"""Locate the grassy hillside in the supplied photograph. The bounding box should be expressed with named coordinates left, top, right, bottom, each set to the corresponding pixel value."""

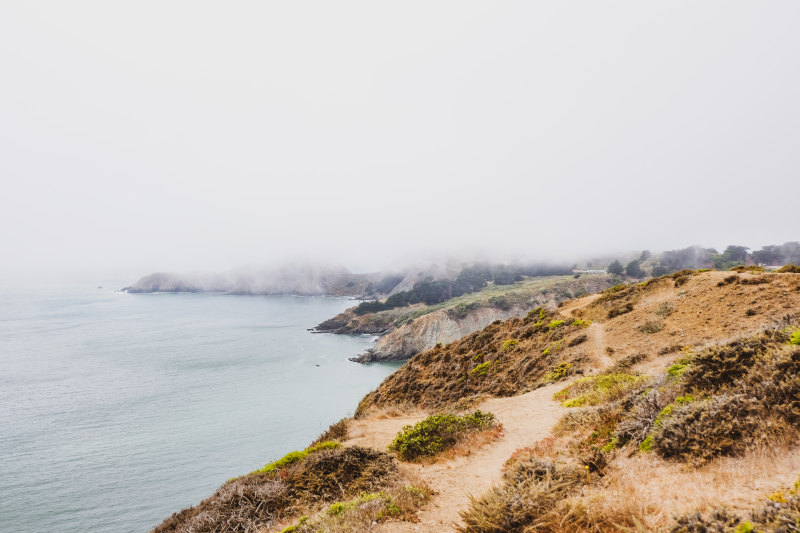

left=315, top=274, right=613, bottom=335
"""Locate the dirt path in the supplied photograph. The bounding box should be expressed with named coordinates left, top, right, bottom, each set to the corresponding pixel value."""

left=345, top=384, right=566, bottom=532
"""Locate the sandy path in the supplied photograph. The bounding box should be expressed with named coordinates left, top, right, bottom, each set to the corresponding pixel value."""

left=345, top=384, right=566, bottom=532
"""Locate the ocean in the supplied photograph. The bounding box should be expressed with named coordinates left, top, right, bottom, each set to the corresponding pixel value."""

left=0, top=286, right=400, bottom=533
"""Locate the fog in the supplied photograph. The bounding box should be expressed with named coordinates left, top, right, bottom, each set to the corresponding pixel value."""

left=2, top=2, right=799, bottom=284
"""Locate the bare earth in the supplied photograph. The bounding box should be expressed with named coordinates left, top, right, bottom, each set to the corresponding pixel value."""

left=345, top=384, right=567, bottom=532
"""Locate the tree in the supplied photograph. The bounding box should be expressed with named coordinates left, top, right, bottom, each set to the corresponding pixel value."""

left=625, top=260, right=645, bottom=278
left=608, top=260, right=624, bottom=275
left=651, top=264, right=670, bottom=277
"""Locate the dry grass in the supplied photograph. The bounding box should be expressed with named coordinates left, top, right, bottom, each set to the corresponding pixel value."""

left=577, top=445, right=800, bottom=531
left=276, top=475, right=433, bottom=533
left=152, top=446, right=399, bottom=533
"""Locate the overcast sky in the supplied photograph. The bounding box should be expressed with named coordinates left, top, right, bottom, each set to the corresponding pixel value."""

left=2, top=1, right=799, bottom=282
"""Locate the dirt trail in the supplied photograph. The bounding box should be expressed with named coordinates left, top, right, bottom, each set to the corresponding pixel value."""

left=559, top=294, right=610, bottom=370
left=346, top=384, right=566, bottom=532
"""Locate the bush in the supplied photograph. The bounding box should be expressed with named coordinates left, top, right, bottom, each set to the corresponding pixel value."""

left=254, top=441, right=341, bottom=475
left=471, top=361, right=491, bottom=376
left=777, top=264, right=800, bottom=273
left=543, top=362, right=574, bottom=382
left=153, top=446, right=396, bottom=533
left=681, top=331, right=785, bottom=391
left=457, top=459, right=584, bottom=533
left=651, top=394, right=766, bottom=463
left=554, top=373, right=650, bottom=407
left=607, top=303, right=633, bottom=319
left=729, top=265, right=765, bottom=273
left=311, top=418, right=350, bottom=446
left=501, top=339, right=519, bottom=352
left=389, top=411, right=496, bottom=461
left=639, top=320, right=664, bottom=334
left=654, top=302, right=673, bottom=317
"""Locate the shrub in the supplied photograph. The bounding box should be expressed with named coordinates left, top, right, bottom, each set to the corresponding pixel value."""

left=449, top=301, right=482, bottom=319
left=153, top=446, right=396, bottom=533
left=651, top=394, right=766, bottom=463
left=487, top=294, right=510, bottom=310
left=568, top=334, right=588, bottom=347
left=548, top=320, right=565, bottom=329
left=501, top=339, right=519, bottom=352
left=654, top=302, right=674, bottom=317
left=615, top=384, right=676, bottom=446
left=457, top=459, right=584, bottom=533
left=554, top=373, right=650, bottom=407
left=777, top=264, right=800, bottom=273
left=639, top=320, right=664, bottom=334
left=730, top=265, right=765, bottom=273
left=607, top=303, right=633, bottom=319
left=311, top=418, right=350, bottom=446
left=471, top=361, right=491, bottom=376
left=389, top=411, right=496, bottom=461
left=254, top=441, right=342, bottom=475
left=681, top=331, right=784, bottom=391
left=543, top=362, right=573, bottom=382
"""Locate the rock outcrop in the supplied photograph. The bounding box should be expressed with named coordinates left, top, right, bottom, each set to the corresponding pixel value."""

left=352, top=305, right=538, bottom=362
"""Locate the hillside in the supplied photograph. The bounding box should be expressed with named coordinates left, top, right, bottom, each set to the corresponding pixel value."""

left=151, top=268, right=800, bottom=533
left=319, top=275, right=615, bottom=362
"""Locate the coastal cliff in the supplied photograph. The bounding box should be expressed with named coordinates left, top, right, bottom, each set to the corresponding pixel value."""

left=350, top=305, right=531, bottom=362
left=153, top=268, right=800, bottom=532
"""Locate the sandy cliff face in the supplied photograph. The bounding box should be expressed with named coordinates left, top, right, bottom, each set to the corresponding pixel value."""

left=352, top=305, right=534, bottom=362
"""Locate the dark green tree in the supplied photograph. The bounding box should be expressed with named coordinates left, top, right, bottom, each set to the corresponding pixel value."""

left=608, top=260, right=624, bottom=275
left=625, top=260, right=645, bottom=278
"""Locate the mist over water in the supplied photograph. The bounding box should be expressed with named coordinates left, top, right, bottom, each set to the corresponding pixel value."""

left=0, top=287, right=398, bottom=533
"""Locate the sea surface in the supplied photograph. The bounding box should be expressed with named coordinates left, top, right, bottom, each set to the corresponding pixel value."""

left=0, top=286, right=400, bottom=533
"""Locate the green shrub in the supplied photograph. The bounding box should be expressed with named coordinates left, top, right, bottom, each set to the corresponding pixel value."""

left=471, top=361, right=491, bottom=376
left=254, top=441, right=341, bottom=474
left=389, top=411, right=496, bottom=461
left=548, top=320, right=565, bottom=329
left=543, top=362, right=573, bottom=382
left=501, top=339, right=519, bottom=352
left=777, top=264, right=800, bottom=273
left=554, top=373, right=649, bottom=407
left=789, top=329, right=800, bottom=346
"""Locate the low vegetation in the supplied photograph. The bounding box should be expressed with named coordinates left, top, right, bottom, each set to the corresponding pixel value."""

left=388, top=410, right=497, bottom=461
left=553, top=372, right=650, bottom=408
left=457, top=458, right=585, bottom=533
left=356, top=307, right=597, bottom=411
left=153, top=446, right=400, bottom=533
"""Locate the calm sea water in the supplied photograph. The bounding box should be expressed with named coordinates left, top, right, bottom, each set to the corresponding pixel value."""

left=0, top=286, right=399, bottom=533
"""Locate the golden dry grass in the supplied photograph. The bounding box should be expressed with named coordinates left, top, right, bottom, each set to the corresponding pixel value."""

left=576, top=444, right=800, bottom=531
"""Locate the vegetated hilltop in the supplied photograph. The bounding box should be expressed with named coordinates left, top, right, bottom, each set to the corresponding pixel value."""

left=338, top=275, right=614, bottom=362
left=152, top=267, right=800, bottom=533
left=358, top=268, right=800, bottom=412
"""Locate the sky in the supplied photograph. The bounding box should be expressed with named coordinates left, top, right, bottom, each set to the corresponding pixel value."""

left=2, top=1, right=799, bottom=282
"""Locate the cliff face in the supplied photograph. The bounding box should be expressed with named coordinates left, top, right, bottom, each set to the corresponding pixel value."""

left=352, top=305, right=535, bottom=362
